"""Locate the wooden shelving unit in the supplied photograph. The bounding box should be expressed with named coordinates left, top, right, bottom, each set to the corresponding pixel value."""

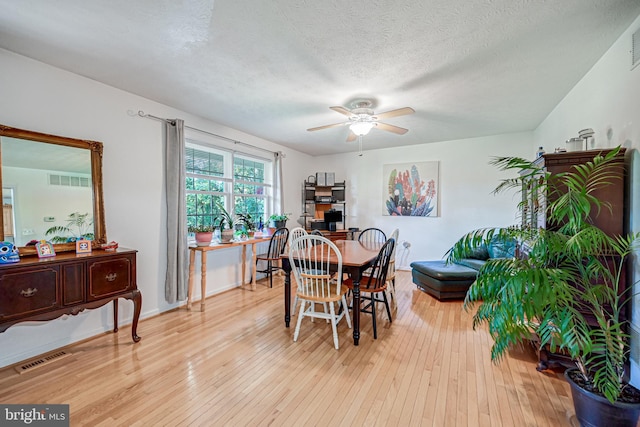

left=302, top=180, right=346, bottom=231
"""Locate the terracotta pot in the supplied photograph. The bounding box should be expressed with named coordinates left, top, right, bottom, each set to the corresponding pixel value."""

left=195, top=232, right=213, bottom=247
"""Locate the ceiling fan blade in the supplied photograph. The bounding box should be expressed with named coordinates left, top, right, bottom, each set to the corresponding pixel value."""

left=374, top=107, right=415, bottom=120
left=330, top=106, right=354, bottom=117
left=307, top=122, right=347, bottom=132
left=376, top=122, right=409, bottom=135
left=346, top=131, right=358, bottom=142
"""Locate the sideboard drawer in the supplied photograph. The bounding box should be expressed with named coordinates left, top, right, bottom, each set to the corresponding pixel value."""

left=87, top=256, right=133, bottom=301
left=0, top=266, right=60, bottom=319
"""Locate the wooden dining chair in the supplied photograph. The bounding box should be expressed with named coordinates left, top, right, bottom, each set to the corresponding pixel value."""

left=289, top=234, right=351, bottom=349
left=344, top=237, right=395, bottom=339
left=255, top=227, right=289, bottom=288
left=356, top=228, right=387, bottom=279
left=288, top=227, right=308, bottom=246
left=358, top=227, right=386, bottom=246
left=288, top=227, right=308, bottom=314
left=386, top=228, right=399, bottom=305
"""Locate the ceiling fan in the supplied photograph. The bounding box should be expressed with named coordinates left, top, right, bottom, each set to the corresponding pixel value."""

left=307, top=100, right=415, bottom=142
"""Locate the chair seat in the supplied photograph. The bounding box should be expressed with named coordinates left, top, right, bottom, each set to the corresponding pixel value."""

left=298, top=284, right=350, bottom=303
left=343, top=278, right=386, bottom=293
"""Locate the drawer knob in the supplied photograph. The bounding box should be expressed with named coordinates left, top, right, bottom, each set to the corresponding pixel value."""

left=20, top=288, right=38, bottom=297
left=106, top=273, right=118, bottom=282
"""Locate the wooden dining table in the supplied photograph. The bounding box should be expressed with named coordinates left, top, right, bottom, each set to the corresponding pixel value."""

left=281, top=239, right=381, bottom=346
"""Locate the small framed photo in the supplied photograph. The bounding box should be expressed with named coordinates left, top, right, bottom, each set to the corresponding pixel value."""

left=76, top=239, right=92, bottom=254
left=36, top=240, right=56, bottom=258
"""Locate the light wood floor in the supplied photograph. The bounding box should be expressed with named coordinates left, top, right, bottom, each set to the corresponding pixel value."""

left=0, top=271, right=577, bottom=426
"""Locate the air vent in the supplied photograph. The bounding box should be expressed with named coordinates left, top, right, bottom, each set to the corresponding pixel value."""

left=633, top=27, right=640, bottom=70
left=14, top=350, right=72, bottom=374
left=49, top=174, right=90, bottom=188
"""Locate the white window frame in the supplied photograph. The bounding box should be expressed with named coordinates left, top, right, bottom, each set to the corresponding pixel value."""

left=185, top=139, right=273, bottom=233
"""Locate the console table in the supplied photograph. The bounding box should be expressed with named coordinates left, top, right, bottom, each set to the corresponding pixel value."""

left=187, top=236, right=272, bottom=311
left=0, top=248, right=141, bottom=342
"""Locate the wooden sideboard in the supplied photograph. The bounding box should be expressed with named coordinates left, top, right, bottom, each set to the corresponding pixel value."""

left=0, top=248, right=141, bottom=342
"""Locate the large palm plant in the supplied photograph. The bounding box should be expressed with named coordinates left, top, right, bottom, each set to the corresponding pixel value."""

left=448, top=147, right=639, bottom=404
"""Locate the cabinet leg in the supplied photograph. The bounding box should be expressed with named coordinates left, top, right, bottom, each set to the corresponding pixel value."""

left=113, top=299, right=119, bottom=332
left=130, top=289, right=142, bottom=343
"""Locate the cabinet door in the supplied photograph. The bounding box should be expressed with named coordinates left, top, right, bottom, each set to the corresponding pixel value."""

left=87, top=256, right=133, bottom=301
left=62, top=262, right=85, bottom=305
left=0, top=266, right=60, bottom=320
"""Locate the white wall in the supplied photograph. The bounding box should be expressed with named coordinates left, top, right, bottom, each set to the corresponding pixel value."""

left=533, top=15, right=640, bottom=382
left=312, top=132, right=533, bottom=265
left=0, top=48, right=311, bottom=367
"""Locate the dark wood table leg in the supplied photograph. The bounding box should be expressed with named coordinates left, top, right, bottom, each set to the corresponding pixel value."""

left=283, top=258, right=291, bottom=327
left=353, top=283, right=361, bottom=346
left=350, top=268, right=361, bottom=346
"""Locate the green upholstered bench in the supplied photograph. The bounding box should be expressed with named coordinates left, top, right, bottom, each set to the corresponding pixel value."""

left=410, top=260, right=477, bottom=300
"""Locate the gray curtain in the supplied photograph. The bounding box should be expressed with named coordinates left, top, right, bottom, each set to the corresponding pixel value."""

left=274, top=151, right=284, bottom=214
left=164, top=119, right=188, bottom=303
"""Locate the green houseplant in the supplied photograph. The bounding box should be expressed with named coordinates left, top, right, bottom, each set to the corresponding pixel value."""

left=215, top=202, right=236, bottom=243
left=447, top=147, right=640, bottom=426
left=45, top=212, right=94, bottom=243
left=268, top=213, right=289, bottom=229
left=236, top=213, right=256, bottom=238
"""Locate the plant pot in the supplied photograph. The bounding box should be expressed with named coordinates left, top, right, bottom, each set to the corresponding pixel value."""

left=195, top=232, right=213, bottom=247
left=565, top=368, right=640, bottom=427
left=220, top=229, right=234, bottom=243
left=270, top=220, right=287, bottom=229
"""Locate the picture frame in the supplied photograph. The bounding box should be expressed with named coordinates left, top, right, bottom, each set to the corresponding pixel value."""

left=75, top=239, right=92, bottom=254
left=382, top=161, right=440, bottom=217
left=35, top=240, right=56, bottom=258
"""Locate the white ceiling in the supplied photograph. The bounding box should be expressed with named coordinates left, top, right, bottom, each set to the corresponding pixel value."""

left=1, top=0, right=639, bottom=156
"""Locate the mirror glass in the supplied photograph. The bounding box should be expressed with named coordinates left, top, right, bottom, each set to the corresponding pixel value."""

left=0, top=125, right=106, bottom=255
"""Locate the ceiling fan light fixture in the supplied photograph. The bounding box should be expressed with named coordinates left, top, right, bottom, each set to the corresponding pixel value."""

left=350, top=121, right=374, bottom=136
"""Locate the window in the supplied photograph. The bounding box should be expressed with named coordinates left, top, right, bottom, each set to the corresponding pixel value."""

left=186, top=142, right=271, bottom=231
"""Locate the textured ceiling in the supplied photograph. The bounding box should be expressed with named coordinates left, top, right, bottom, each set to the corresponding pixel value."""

left=0, top=0, right=639, bottom=156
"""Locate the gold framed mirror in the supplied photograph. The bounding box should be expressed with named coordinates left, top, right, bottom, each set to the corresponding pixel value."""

left=0, top=124, right=106, bottom=256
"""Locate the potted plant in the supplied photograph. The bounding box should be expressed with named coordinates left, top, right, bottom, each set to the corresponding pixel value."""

left=188, top=224, right=214, bottom=247
left=215, top=202, right=236, bottom=243
left=45, top=212, right=94, bottom=243
left=268, top=213, right=289, bottom=229
left=236, top=213, right=256, bottom=238
left=447, top=147, right=640, bottom=426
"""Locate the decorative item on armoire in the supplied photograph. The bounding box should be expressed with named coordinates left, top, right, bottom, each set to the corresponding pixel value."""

left=35, top=240, right=56, bottom=258
left=0, top=241, right=20, bottom=264
left=75, top=239, right=92, bottom=254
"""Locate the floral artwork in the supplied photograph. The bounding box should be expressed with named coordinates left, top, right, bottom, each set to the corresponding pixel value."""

left=383, top=161, right=439, bottom=216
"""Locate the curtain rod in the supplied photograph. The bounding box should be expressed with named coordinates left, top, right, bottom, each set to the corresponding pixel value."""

left=135, top=110, right=282, bottom=157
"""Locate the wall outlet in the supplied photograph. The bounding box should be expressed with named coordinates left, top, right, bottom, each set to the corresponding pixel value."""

left=43, top=216, right=55, bottom=222
left=22, top=229, right=35, bottom=235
